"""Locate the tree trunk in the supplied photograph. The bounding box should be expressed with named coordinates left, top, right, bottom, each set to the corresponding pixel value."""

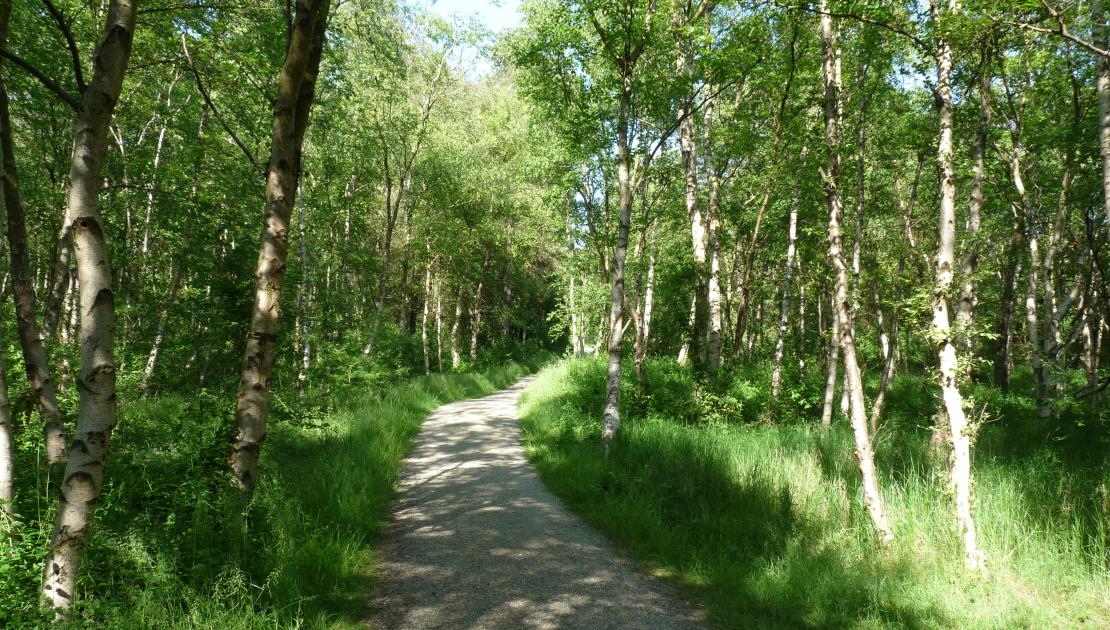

left=871, top=155, right=923, bottom=429
left=954, top=44, right=991, bottom=360
left=435, top=275, right=443, bottom=372
left=819, top=0, right=893, bottom=545
left=771, top=162, right=803, bottom=399
left=570, top=276, right=582, bottom=355
left=704, top=96, right=723, bottom=377
left=295, top=194, right=311, bottom=392
left=1096, top=1, right=1110, bottom=227
left=635, top=219, right=658, bottom=388
left=1041, top=167, right=1076, bottom=402
left=0, top=326, right=12, bottom=525
left=675, top=23, right=708, bottom=376
left=677, top=295, right=696, bottom=364
left=422, top=264, right=431, bottom=375
left=1082, top=290, right=1100, bottom=388
left=821, top=292, right=839, bottom=429
left=231, top=0, right=330, bottom=499
left=469, top=249, right=490, bottom=366
left=42, top=225, right=74, bottom=342
left=140, top=72, right=179, bottom=262
left=931, top=0, right=986, bottom=572
left=139, top=263, right=182, bottom=395
left=41, top=0, right=138, bottom=613
left=601, top=67, right=635, bottom=452
left=0, top=6, right=66, bottom=464
left=451, top=289, right=463, bottom=369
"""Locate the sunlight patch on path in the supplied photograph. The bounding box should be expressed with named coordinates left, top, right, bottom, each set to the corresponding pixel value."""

left=365, top=378, right=706, bottom=629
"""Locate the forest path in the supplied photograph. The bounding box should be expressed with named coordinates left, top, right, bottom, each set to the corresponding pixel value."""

left=364, top=377, right=706, bottom=629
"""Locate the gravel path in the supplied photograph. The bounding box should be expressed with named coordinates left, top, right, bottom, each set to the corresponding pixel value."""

left=365, top=377, right=707, bottom=629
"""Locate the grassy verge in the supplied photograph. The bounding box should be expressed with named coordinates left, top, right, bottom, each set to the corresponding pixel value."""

left=518, top=357, right=1109, bottom=629
left=1, top=357, right=545, bottom=628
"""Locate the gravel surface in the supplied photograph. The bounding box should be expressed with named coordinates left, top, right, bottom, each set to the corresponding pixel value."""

left=364, top=377, right=707, bottom=629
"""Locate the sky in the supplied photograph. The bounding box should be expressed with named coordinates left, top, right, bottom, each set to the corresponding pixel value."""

left=429, top=0, right=523, bottom=32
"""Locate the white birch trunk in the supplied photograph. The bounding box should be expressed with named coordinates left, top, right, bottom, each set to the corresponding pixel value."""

left=820, top=0, right=894, bottom=545
left=0, top=336, right=12, bottom=524
left=41, top=0, right=138, bottom=613
left=677, top=295, right=695, bottom=364
left=821, top=292, right=839, bottom=429
left=422, top=265, right=431, bottom=375
left=931, top=0, right=986, bottom=572
left=231, top=0, right=330, bottom=497
left=772, top=171, right=802, bottom=399
left=435, top=276, right=443, bottom=372
left=451, top=290, right=463, bottom=369
left=601, top=63, right=637, bottom=451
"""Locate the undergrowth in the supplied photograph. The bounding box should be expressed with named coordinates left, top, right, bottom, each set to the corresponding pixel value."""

left=1, top=355, right=548, bottom=628
left=519, top=357, right=1109, bottom=629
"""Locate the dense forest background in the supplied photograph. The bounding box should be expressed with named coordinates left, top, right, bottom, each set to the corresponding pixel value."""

left=0, top=0, right=1107, bottom=627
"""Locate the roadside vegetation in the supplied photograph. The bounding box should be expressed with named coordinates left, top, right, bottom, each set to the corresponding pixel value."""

left=520, top=358, right=1108, bottom=629
left=1, top=354, right=546, bottom=628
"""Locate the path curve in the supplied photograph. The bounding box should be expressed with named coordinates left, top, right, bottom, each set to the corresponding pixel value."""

left=365, top=377, right=706, bottom=629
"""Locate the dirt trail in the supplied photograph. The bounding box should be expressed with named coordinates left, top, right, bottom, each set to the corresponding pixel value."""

left=365, top=377, right=706, bottom=629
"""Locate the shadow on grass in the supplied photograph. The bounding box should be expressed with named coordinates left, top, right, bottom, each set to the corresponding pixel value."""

left=519, top=358, right=960, bottom=629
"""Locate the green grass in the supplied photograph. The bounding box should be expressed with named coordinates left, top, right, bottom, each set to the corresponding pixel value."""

left=518, top=357, right=1109, bottom=629
left=1, top=358, right=545, bottom=628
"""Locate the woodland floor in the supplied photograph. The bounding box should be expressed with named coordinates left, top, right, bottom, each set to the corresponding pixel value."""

left=363, top=377, right=706, bottom=629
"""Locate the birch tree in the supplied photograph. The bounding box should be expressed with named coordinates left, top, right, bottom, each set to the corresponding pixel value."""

left=930, top=0, right=985, bottom=572
left=231, top=0, right=331, bottom=499
left=818, top=0, right=893, bottom=545
left=41, top=0, right=139, bottom=613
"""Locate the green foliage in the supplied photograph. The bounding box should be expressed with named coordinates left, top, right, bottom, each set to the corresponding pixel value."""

left=0, top=357, right=540, bottom=628
left=520, top=358, right=1109, bottom=629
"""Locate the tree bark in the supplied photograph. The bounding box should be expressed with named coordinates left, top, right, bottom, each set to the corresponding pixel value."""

left=819, top=0, right=893, bottom=545
left=231, top=0, right=330, bottom=499
left=41, top=0, right=138, bottom=613
left=931, top=0, right=985, bottom=572
left=0, top=3, right=66, bottom=464
left=677, top=295, right=696, bottom=364
left=140, top=71, right=179, bottom=261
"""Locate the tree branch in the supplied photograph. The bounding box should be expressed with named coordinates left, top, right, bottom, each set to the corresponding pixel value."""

left=0, top=46, right=79, bottom=111
left=764, top=0, right=928, bottom=52
left=41, top=0, right=86, bottom=94
left=181, top=35, right=264, bottom=176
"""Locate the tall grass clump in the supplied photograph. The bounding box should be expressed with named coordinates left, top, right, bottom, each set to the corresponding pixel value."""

left=519, top=357, right=1109, bottom=629
left=0, top=357, right=545, bottom=628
